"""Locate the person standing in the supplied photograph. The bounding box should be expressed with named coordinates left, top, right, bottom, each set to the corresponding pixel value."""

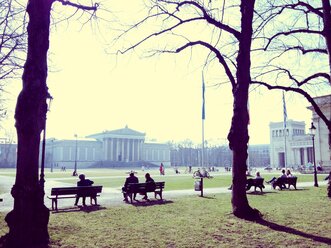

left=160, top=163, right=165, bottom=175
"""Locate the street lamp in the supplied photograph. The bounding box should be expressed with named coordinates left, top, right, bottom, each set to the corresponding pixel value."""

left=51, top=138, right=54, bottom=172
left=72, top=134, right=78, bottom=176
left=309, top=122, right=318, bottom=187
left=40, top=95, right=53, bottom=194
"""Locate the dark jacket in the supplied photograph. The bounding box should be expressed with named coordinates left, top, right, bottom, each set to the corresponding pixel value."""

left=77, top=179, right=94, bottom=187
left=124, top=175, right=139, bottom=188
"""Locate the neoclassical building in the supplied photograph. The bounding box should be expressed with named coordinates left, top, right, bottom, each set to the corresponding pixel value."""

left=269, top=94, right=331, bottom=168
left=87, top=126, right=145, bottom=162
left=308, top=94, right=331, bottom=167
left=44, top=126, right=170, bottom=169
left=269, top=120, right=313, bottom=168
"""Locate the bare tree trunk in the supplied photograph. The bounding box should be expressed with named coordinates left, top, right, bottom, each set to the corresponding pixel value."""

left=228, top=0, right=260, bottom=220
left=321, top=0, right=331, bottom=150
left=3, top=0, right=52, bottom=246
left=322, top=0, right=331, bottom=78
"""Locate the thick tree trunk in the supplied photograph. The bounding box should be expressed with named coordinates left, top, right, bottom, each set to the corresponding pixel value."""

left=322, top=0, right=331, bottom=79
left=227, top=0, right=261, bottom=220
left=4, top=0, right=52, bottom=246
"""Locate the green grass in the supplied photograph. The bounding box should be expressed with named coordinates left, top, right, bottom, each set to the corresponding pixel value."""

left=1, top=186, right=330, bottom=247
left=54, top=173, right=327, bottom=190
left=0, top=168, right=327, bottom=191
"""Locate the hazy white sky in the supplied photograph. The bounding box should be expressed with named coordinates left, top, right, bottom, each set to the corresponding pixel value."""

left=1, top=0, right=324, bottom=145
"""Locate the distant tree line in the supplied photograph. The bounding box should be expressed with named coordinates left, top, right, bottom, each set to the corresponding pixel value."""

left=170, top=142, right=270, bottom=168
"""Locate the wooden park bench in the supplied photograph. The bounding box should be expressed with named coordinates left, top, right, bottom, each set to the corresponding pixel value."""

left=272, top=177, right=297, bottom=190
left=123, top=182, right=165, bottom=203
left=246, top=178, right=265, bottom=192
left=48, top=186, right=103, bottom=211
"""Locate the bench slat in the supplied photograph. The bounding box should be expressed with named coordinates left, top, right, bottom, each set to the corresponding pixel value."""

left=48, top=186, right=103, bottom=211
left=123, top=182, right=165, bottom=203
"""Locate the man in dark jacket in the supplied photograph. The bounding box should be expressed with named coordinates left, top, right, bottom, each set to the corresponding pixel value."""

left=122, top=172, right=139, bottom=202
left=74, top=174, right=94, bottom=206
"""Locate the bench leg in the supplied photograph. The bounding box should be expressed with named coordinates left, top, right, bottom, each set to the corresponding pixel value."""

left=155, top=190, right=163, bottom=200
left=53, top=199, right=58, bottom=211
left=51, top=199, right=55, bottom=211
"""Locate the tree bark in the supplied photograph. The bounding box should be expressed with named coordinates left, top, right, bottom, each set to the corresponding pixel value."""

left=227, top=0, right=261, bottom=220
left=3, top=0, right=52, bottom=246
left=322, top=0, right=331, bottom=79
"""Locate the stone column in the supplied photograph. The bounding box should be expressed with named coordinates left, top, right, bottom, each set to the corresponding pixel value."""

left=126, top=139, right=129, bottom=162
left=114, top=138, right=118, bottom=161
left=110, top=139, right=113, bottom=161
left=104, top=138, right=108, bottom=160
left=121, top=138, right=125, bottom=161
left=137, top=140, right=140, bottom=161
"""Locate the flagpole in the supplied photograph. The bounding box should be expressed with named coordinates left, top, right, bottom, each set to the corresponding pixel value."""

left=202, top=119, right=205, bottom=168
left=283, top=91, right=287, bottom=168
left=202, top=71, right=206, bottom=168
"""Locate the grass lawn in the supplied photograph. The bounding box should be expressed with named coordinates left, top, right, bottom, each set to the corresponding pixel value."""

left=0, top=168, right=328, bottom=191
left=1, top=186, right=330, bottom=247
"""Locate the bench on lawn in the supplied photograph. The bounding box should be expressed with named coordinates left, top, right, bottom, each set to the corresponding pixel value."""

left=48, top=186, right=103, bottom=211
left=246, top=178, right=265, bottom=192
left=123, top=182, right=165, bottom=203
left=272, top=177, right=297, bottom=190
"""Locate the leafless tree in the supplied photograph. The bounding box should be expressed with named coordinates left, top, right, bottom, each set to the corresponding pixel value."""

left=0, top=0, right=26, bottom=120
left=115, top=0, right=261, bottom=219
left=1, top=0, right=98, bottom=247
left=251, top=0, right=331, bottom=147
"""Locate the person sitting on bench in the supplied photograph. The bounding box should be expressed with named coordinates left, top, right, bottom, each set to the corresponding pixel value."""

left=122, top=172, right=139, bottom=202
left=74, top=174, right=94, bottom=206
left=267, top=169, right=287, bottom=188
left=246, top=171, right=264, bottom=190
left=142, top=173, right=156, bottom=200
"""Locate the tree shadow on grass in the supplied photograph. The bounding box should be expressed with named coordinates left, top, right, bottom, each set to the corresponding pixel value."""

left=246, top=191, right=278, bottom=196
left=51, top=205, right=107, bottom=214
left=129, top=199, right=173, bottom=207
left=254, top=218, right=331, bottom=245
left=198, top=195, right=216, bottom=199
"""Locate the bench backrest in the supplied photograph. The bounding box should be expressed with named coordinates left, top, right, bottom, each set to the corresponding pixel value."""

left=127, top=182, right=165, bottom=192
left=51, top=186, right=103, bottom=196
left=277, top=177, right=297, bottom=184
left=252, top=178, right=264, bottom=185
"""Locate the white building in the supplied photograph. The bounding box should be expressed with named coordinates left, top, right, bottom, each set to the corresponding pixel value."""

left=45, top=126, right=171, bottom=169
left=269, top=94, right=331, bottom=169
left=269, top=120, right=312, bottom=168
left=308, top=94, right=331, bottom=167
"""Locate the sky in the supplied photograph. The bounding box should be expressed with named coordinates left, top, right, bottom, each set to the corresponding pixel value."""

left=1, top=0, right=326, bottom=145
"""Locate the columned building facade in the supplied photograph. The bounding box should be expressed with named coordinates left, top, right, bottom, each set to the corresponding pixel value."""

left=269, top=120, right=313, bottom=168
left=44, top=126, right=171, bottom=168
left=270, top=94, right=331, bottom=168
left=87, top=125, right=145, bottom=162
left=307, top=94, right=331, bottom=167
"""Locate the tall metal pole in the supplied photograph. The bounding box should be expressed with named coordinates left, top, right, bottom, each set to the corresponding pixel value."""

left=51, top=138, right=54, bottom=172
left=73, top=134, right=78, bottom=176
left=40, top=128, right=46, bottom=199
left=312, top=135, right=319, bottom=187
left=202, top=119, right=205, bottom=168
left=284, top=127, right=287, bottom=168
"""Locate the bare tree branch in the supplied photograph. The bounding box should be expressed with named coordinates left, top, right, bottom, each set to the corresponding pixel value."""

left=251, top=80, right=330, bottom=127
left=157, top=40, right=236, bottom=88
left=265, top=29, right=323, bottom=50
left=55, top=0, right=98, bottom=11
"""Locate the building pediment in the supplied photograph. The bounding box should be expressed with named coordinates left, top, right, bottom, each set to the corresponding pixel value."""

left=87, top=125, right=145, bottom=140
